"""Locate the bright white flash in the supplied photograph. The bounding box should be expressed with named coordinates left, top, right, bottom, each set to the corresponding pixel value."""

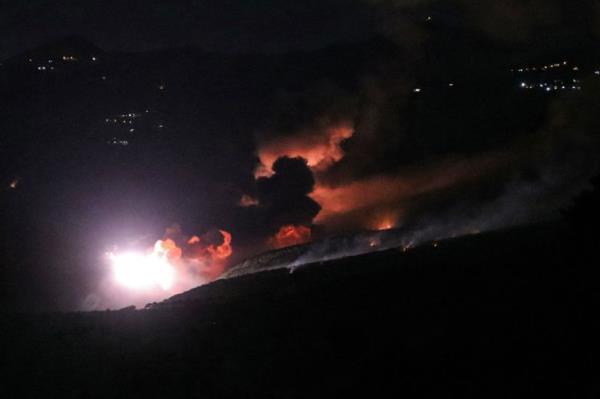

left=110, top=252, right=174, bottom=290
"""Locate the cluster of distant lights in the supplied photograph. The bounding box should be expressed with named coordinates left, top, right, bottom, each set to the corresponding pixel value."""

left=412, top=83, right=454, bottom=94
left=107, top=138, right=129, bottom=146
left=511, top=60, right=600, bottom=92
left=510, top=61, right=573, bottom=73
left=104, top=109, right=166, bottom=146
left=32, top=55, right=97, bottom=72
left=105, top=111, right=145, bottom=125
left=519, top=79, right=582, bottom=92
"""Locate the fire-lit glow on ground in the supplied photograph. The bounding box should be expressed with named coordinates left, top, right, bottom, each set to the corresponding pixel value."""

left=109, top=252, right=174, bottom=291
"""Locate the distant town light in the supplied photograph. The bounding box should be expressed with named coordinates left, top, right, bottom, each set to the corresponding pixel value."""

left=413, top=88, right=421, bottom=93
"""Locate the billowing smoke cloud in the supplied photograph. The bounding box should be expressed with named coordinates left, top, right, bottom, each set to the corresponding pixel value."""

left=247, top=39, right=600, bottom=248
left=311, top=152, right=510, bottom=230
left=236, top=157, right=320, bottom=251
left=256, top=157, right=321, bottom=231
left=164, top=224, right=234, bottom=281
left=255, top=122, right=354, bottom=178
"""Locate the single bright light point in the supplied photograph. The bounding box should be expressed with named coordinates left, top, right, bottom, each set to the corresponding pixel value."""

left=110, top=252, right=174, bottom=290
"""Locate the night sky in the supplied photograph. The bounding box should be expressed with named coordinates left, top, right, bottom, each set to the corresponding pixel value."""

left=1, top=0, right=598, bottom=58
left=1, top=0, right=600, bottom=311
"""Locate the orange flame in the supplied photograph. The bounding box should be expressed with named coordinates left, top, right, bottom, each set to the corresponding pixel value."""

left=150, top=229, right=234, bottom=283
left=375, top=218, right=395, bottom=231
left=268, top=225, right=312, bottom=249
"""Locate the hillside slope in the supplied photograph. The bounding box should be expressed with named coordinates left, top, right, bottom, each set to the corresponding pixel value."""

left=2, top=222, right=598, bottom=397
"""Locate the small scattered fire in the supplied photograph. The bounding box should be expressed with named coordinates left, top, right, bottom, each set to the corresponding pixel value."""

left=268, top=225, right=312, bottom=249
left=376, top=219, right=395, bottom=231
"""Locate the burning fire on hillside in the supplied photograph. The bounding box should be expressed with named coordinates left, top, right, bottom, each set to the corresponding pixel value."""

left=268, top=225, right=312, bottom=249
left=104, top=227, right=233, bottom=306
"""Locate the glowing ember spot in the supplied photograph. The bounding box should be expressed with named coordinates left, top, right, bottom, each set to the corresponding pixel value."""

left=269, top=225, right=312, bottom=249
left=255, top=123, right=354, bottom=178
left=109, top=252, right=174, bottom=290
left=376, top=219, right=395, bottom=231
left=239, top=194, right=259, bottom=207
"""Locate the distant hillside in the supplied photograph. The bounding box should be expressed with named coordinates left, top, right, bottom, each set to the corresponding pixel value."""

left=4, top=35, right=104, bottom=65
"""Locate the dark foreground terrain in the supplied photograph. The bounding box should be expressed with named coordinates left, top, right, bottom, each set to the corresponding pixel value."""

left=2, top=223, right=599, bottom=398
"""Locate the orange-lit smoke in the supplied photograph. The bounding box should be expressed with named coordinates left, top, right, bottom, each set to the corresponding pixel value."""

left=255, top=122, right=354, bottom=177
left=183, top=229, right=234, bottom=280
left=311, top=153, right=510, bottom=230
left=154, top=238, right=183, bottom=261
left=207, top=230, right=233, bottom=260
left=253, top=115, right=513, bottom=235
left=268, top=225, right=312, bottom=249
